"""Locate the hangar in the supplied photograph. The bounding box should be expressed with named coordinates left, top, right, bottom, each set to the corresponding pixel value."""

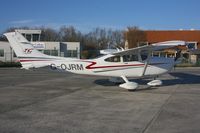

left=142, top=30, right=200, bottom=64
left=125, top=30, right=200, bottom=64
left=0, top=30, right=80, bottom=62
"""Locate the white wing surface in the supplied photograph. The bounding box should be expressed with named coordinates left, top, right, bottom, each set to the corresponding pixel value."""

left=113, top=41, right=185, bottom=56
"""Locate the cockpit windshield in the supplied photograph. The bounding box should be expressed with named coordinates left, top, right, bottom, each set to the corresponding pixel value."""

left=105, top=56, right=121, bottom=62
left=123, top=54, right=138, bottom=62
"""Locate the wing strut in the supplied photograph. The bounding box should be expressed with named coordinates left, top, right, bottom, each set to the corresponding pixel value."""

left=141, top=50, right=151, bottom=76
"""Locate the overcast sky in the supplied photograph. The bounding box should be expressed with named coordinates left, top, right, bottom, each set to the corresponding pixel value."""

left=0, top=0, right=200, bottom=33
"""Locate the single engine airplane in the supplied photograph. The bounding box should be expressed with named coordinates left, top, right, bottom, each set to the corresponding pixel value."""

left=4, top=32, right=186, bottom=90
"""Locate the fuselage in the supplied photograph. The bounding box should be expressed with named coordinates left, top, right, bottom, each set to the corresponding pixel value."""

left=27, top=54, right=175, bottom=78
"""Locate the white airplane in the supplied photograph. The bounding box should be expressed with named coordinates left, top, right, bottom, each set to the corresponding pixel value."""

left=4, top=32, right=186, bottom=90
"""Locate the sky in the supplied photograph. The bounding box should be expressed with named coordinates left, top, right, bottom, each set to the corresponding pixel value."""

left=0, top=0, right=200, bottom=33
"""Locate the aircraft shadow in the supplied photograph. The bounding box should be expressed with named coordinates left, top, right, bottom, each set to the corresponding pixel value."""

left=94, top=72, right=200, bottom=90
left=164, top=72, right=200, bottom=86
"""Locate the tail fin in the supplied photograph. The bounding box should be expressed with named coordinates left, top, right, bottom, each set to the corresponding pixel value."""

left=4, top=32, right=48, bottom=58
left=4, top=32, right=58, bottom=69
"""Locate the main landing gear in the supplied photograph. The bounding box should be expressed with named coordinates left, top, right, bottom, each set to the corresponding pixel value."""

left=119, top=76, right=138, bottom=90
left=147, top=79, right=162, bottom=86
left=118, top=76, right=163, bottom=90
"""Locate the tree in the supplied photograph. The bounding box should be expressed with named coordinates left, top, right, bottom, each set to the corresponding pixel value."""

left=125, top=26, right=146, bottom=48
left=1, top=25, right=128, bottom=58
left=40, top=27, right=59, bottom=41
left=59, top=26, right=82, bottom=42
left=3, top=26, right=31, bottom=33
left=83, top=28, right=124, bottom=50
left=111, top=30, right=124, bottom=47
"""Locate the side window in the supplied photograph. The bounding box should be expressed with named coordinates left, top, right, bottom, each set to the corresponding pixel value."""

left=187, top=42, right=196, bottom=50
left=140, top=50, right=149, bottom=61
left=105, top=56, right=120, bottom=62
left=141, top=54, right=148, bottom=61
left=13, top=52, right=17, bottom=57
left=123, top=54, right=138, bottom=62
left=0, top=49, right=4, bottom=57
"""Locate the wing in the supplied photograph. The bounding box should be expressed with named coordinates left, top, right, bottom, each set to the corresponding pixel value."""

left=112, top=40, right=186, bottom=56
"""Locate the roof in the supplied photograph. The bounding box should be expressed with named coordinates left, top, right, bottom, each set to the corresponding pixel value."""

left=145, top=30, right=200, bottom=43
left=15, top=29, right=41, bottom=34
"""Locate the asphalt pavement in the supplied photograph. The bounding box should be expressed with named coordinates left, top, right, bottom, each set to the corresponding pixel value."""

left=0, top=67, right=200, bottom=133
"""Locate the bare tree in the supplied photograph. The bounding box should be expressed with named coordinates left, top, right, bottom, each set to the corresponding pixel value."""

left=111, top=30, right=124, bottom=47
left=59, top=26, right=82, bottom=42
left=40, top=27, right=59, bottom=41
left=125, top=26, right=146, bottom=48
left=3, top=26, right=31, bottom=33
left=1, top=26, right=127, bottom=58
left=83, top=28, right=124, bottom=49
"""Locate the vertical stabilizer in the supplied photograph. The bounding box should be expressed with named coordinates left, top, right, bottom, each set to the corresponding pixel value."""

left=4, top=32, right=48, bottom=58
left=4, top=32, right=59, bottom=69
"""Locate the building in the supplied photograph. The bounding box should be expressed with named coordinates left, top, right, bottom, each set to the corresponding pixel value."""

left=15, top=29, right=41, bottom=41
left=0, top=30, right=81, bottom=62
left=145, top=30, right=200, bottom=49
left=136, top=30, right=200, bottom=63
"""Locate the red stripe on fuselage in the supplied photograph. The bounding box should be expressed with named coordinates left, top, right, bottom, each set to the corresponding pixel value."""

left=84, top=61, right=166, bottom=69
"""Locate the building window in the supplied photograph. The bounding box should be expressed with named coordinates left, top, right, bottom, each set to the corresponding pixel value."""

left=159, top=52, right=166, bottom=57
left=51, top=50, right=58, bottom=56
left=44, top=50, right=51, bottom=55
left=152, top=51, right=160, bottom=57
left=25, top=34, right=32, bottom=41
left=187, top=42, right=197, bottom=50
left=32, top=34, right=40, bottom=41
left=43, top=50, right=58, bottom=56
left=0, top=49, right=4, bottom=57
left=67, top=50, right=77, bottom=57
